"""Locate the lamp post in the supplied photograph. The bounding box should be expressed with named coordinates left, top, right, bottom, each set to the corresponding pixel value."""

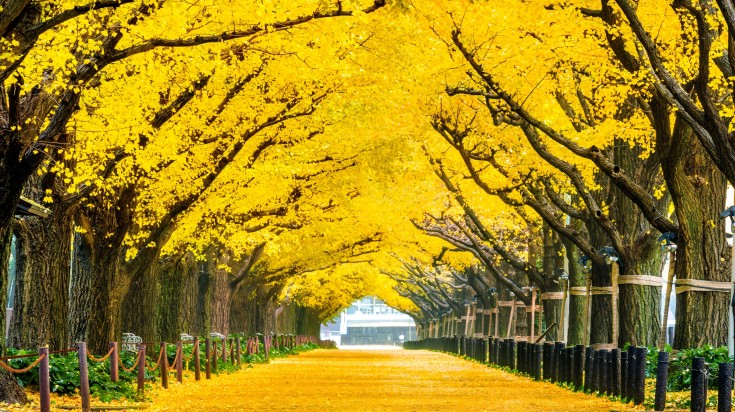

left=599, top=246, right=620, bottom=347
left=554, top=269, right=569, bottom=342
left=720, top=206, right=735, bottom=358
left=487, top=288, right=498, bottom=338
left=658, top=232, right=677, bottom=350
left=579, top=255, right=592, bottom=346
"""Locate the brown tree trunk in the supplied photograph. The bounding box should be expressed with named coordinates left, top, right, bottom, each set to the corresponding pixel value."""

left=0, top=223, right=27, bottom=404
left=10, top=207, right=72, bottom=350
left=210, top=261, right=233, bottom=335
left=661, top=119, right=730, bottom=348
left=67, top=232, right=92, bottom=344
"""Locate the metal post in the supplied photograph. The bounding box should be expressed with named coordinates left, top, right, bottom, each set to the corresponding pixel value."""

left=110, top=342, right=119, bottom=382
left=39, top=347, right=50, bottom=412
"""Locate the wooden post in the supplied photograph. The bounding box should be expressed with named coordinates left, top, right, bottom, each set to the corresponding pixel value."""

left=160, top=342, right=169, bottom=389
left=221, top=337, right=227, bottom=363
left=39, top=347, right=50, bottom=412
left=583, top=272, right=592, bottom=346
left=611, top=261, right=620, bottom=347
left=204, top=338, right=212, bottom=379
left=110, top=342, right=119, bottom=382
left=77, top=342, right=91, bottom=412
left=506, top=297, right=517, bottom=338
left=194, top=337, right=201, bottom=381
left=211, top=340, right=218, bottom=370
left=530, top=290, right=536, bottom=343
left=176, top=341, right=183, bottom=383
left=137, top=345, right=146, bottom=393
left=236, top=337, right=242, bottom=366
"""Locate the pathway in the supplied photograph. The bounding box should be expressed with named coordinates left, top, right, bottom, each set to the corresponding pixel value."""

left=148, top=349, right=635, bottom=411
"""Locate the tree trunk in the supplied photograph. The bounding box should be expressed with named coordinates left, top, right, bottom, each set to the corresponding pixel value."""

left=661, top=119, right=730, bottom=348
left=67, top=231, right=93, bottom=344
left=210, top=262, right=233, bottom=335
left=10, top=208, right=72, bottom=350
left=0, top=223, right=27, bottom=404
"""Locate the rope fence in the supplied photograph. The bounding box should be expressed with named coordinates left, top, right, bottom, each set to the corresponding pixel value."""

left=2, top=334, right=318, bottom=412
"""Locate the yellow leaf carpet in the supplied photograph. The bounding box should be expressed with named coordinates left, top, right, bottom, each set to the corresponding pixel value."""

left=146, top=349, right=636, bottom=411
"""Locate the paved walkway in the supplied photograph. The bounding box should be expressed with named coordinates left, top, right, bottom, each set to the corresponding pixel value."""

left=149, top=349, right=635, bottom=411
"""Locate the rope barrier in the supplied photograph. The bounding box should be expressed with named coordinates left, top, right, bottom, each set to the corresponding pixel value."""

left=0, top=354, right=46, bottom=374
left=119, top=352, right=141, bottom=373
left=168, top=346, right=181, bottom=371
left=146, top=347, right=165, bottom=372
left=86, top=346, right=115, bottom=363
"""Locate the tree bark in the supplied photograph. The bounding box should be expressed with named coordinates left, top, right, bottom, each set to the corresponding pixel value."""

left=661, top=118, right=730, bottom=348
left=10, top=206, right=72, bottom=350
left=0, top=223, right=27, bottom=403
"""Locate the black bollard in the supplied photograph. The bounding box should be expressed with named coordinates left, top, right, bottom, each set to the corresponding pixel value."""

left=599, top=350, right=609, bottom=395
left=543, top=342, right=554, bottom=380
left=495, top=338, right=500, bottom=365
left=527, top=342, right=533, bottom=375
left=603, top=350, right=612, bottom=395
left=634, top=347, right=648, bottom=405
left=534, top=343, right=543, bottom=381
left=592, top=350, right=602, bottom=393
left=654, top=351, right=669, bottom=412
left=573, top=345, right=584, bottom=390
left=566, top=348, right=574, bottom=385
left=611, top=349, right=621, bottom=397
left=718, top=362, right=733, bottom=412
left=553, top=342, right=564, bottom=383
left=508, top=339, right=516, bottom=370
left=620, top=351, right=628, bottom=400
left=518, top=341, right=526, bottom=373
left=584, top=346, right=595, bottom=392
left=691, top=357, right=707, bottom=412
left=626, top=346, right=637, bottom=401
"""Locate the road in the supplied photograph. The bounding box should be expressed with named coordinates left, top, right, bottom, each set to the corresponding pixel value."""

left=148, top=349, right=635, bottom=411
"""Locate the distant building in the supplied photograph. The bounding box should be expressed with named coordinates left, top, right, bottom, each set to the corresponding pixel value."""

left=320, top=297, right=415, bottom=346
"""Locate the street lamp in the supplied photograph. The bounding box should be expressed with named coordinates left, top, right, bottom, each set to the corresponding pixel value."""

left=578, top=255, right=593, bottom=346
left=554, top=268, right=569, bottom=342
left=599, top=246, right=620, bottom=347
left=658, top=232, right=677, bottom=350
left=720, top=206, right=735, bottom=358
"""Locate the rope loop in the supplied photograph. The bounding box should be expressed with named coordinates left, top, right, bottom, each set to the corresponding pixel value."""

left=87, top=346, right=115, bottom=363
left=118, top=351, right=142, bottom=373
left=0, top=354, right=46, bottom=374
left=168, top=345, right=182, bottom=371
